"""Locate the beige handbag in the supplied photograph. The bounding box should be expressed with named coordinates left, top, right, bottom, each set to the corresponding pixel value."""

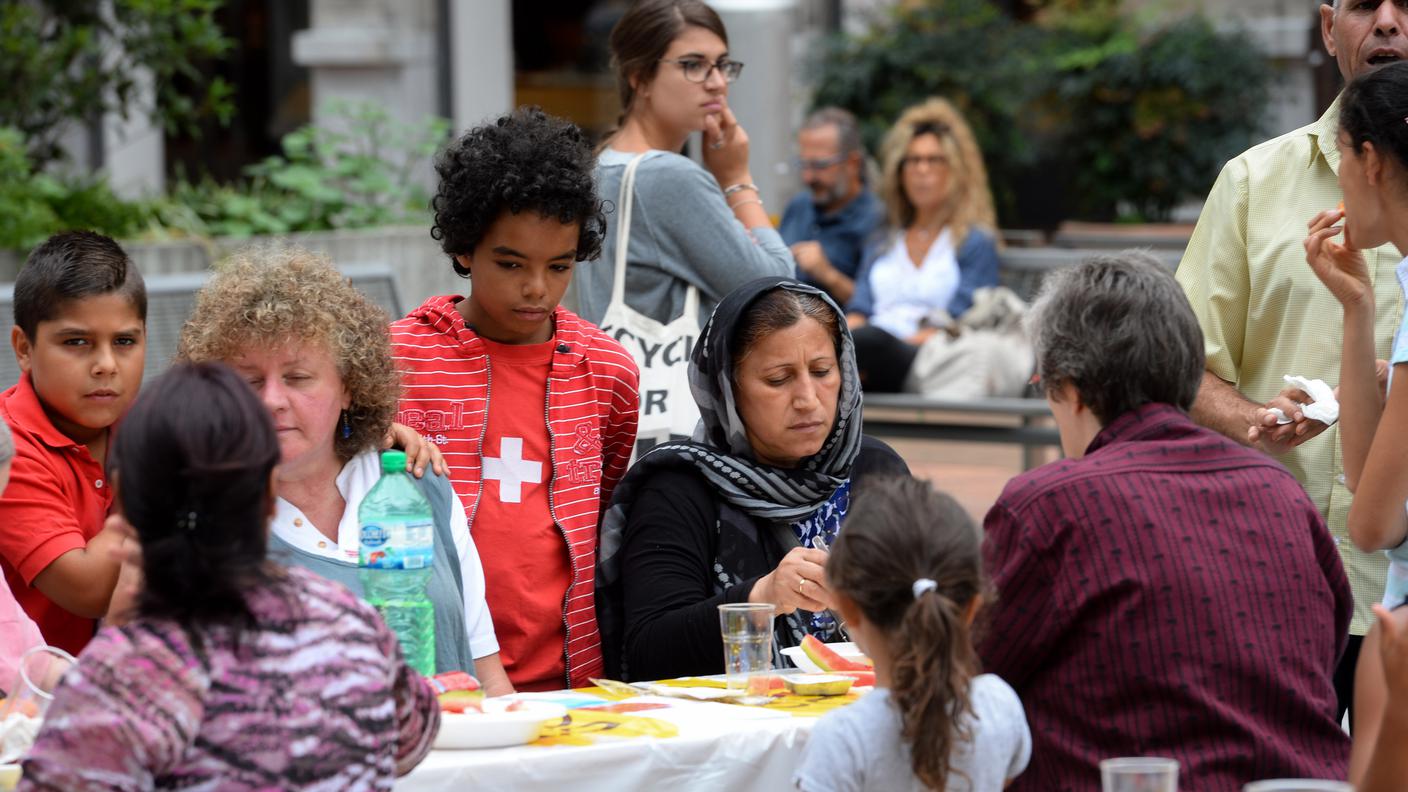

left=904, top=287, right=1034, bottom=399
left=595, top=152, right=703, bottom=457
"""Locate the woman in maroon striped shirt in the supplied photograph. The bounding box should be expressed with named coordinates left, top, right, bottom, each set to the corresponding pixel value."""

left=981, top=251, right=1352, bottom=791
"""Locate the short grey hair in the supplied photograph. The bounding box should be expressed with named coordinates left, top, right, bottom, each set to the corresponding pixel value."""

left=1025, top=250, right=1204, bottom=424
left=0, top=420, right=13, bottom=467
left=802, top=107, right=864, bottom=156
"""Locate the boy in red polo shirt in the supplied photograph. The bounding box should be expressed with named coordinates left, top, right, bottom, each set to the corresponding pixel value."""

left=0, top=231, right=146, bottom=654
left=392, top=108, right=639, bottom=691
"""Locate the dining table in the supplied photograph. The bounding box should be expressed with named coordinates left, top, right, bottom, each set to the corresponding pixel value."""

left=396, top=675, right=868, bottom=792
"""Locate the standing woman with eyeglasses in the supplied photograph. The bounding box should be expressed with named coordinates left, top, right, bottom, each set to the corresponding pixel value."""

left=573, top=0, right=794, bottom=448
left=846, top=98, right=1001, bottom=393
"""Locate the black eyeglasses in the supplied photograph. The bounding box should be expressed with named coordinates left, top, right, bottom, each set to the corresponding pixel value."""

left=660, top=57, right=744, bottom=83
left=900, top=154, right=949, bottom=170
left=797, top=153, right=848, bottom=172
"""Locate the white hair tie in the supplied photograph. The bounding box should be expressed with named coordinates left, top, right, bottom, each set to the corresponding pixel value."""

left=912, top=578, right=938, bottom=600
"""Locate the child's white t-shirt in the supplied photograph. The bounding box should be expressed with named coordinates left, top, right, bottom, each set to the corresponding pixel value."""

left=793, top=674, right=1031, bottom=792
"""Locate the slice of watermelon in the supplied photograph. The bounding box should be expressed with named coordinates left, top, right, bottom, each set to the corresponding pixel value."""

left=836, top=670, right=876, bottom=687
left=800, top=634, right=872, bottom=673
left=430, top=670, right=482, bottom=694
left=439, top=693, right=483, bottom=714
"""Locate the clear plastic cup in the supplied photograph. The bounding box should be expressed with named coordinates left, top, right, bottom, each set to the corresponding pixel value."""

left=0, top=645, right=76, bottom=721
left=1100, top=757, right=1179, bottom=792
left=1250, top=777, right=1357, bottom=783
left=718, top=603, right=775, bottom=699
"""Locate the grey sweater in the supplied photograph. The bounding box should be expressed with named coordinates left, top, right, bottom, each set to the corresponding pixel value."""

left=569, top=148, right=795, bottom=327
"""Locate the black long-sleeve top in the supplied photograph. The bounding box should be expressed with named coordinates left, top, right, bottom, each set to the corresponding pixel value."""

left=618, top=436, right=908, bottom=681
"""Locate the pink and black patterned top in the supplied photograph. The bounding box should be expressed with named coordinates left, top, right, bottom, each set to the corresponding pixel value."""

left=19, top=566, right=439, bottom=791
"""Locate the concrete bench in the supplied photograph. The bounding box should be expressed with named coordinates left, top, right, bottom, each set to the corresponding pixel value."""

left=862, top=393, right=1059, bottom=471
left=998, top=246, right=1182, bottom=302
left=0, top=263, right=402, bottom=391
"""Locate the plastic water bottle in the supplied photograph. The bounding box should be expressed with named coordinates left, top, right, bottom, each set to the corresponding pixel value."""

left=359, top=450, right=436, bottom=675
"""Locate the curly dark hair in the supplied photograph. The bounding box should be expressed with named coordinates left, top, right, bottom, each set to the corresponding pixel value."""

left=431, top=107, right=606, bottom=277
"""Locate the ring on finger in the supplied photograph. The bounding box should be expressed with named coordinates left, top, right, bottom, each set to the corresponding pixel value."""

left=710, top=141, right=725, bottom=150
left=797, top=578, right=809, bottom=594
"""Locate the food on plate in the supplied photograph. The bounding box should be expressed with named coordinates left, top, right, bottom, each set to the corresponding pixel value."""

left=0, top=701, right=37, bottom=720
left=434, top=700, right=569, bottom=750
left=437, top=691, right=538, bottom=715
left=783, top=674, right=855, bottom=696
left=583, top=701, right=672, bottom=714
left=799, top=635, right=873, bottom=672
left=438, top=690, right=485, bottom=714
left=752, top=676, right=786, bottom=692
left=429, top=670, right=481, bottom=695
left=835, top=670, right=876, bottom=688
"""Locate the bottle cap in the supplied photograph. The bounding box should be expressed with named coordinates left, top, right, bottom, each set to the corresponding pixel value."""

left=381, top=450, right=408, bottom=473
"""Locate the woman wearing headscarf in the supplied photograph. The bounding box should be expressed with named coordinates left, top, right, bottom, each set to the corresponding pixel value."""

left=597, top=278, right=909, bottom=682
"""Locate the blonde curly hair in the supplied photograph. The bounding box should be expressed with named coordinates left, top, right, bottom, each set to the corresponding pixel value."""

left=176, top=247, right=399, bottom=462
left=878, top=98, right=997, bottom=249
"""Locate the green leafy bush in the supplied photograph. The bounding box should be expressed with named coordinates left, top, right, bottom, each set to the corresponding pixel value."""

left=0, top=128, right=147, bottom=250
left=153, top=100, right=451, bottom=238
left=811, top=0, right=1273, bottom=224
left=1, top=101, right=450, bottom=252
left=1044, top=12, right=1272, bottom=221
left=0, top=0, right=234, bottom=167
left=811, top=0, right=1047, bottom=219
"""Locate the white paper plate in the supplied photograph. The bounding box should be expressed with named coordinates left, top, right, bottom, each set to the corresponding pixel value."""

left=780, top=642, right=869, bottom=673
left=433, top=699, right=568, bottom=750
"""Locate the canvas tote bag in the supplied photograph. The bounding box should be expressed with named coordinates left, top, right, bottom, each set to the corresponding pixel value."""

left=598, top=152, right=703, bottom=457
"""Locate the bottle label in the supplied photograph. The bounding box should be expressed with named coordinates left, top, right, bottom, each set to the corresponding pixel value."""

left=359, top=518, right=435, bottom=570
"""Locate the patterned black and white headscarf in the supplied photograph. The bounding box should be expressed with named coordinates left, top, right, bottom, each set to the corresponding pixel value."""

left=597, top=277, right=864, bottom=674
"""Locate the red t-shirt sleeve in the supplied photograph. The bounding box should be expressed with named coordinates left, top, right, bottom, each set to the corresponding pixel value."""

left=0, top=444, right=88, bottom=583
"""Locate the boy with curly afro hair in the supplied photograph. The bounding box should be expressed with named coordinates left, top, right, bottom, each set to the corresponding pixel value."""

left=390, top=107, right=639, bottom=691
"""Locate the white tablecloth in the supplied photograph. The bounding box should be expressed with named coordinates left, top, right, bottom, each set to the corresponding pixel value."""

left=397, top=696, right=819, bottom=792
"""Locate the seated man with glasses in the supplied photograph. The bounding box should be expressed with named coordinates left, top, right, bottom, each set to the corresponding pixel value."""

left=779, top=107, right=883, bottom=304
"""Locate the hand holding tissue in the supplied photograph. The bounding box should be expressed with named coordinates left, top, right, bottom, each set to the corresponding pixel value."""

left=1265, top=375, right=1340, bottom=426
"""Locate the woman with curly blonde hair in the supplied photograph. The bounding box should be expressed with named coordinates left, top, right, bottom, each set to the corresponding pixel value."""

left=846, top=98, right=1001, bottom=392
left=177, top=248, right=511, bottom=695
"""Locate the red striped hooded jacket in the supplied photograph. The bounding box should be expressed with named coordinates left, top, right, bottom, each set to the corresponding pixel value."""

left=390, top=295, right=639, bottom=688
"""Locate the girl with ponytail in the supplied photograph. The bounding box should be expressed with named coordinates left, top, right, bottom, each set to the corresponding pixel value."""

left=794, top=475, right=1030, bottom=792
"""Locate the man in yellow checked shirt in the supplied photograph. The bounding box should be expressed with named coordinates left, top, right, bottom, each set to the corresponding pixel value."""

left=1178, top=0, right=1408, bottom=723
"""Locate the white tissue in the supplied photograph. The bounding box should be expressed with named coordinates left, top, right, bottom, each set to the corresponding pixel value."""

left=1282, top=375, right=1340, bottom=425
left=0, top=712, right=39, bottom=764
left=1267, top=407, right=1294, bottom=425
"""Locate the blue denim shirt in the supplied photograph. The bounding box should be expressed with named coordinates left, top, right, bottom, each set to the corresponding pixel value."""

left=778, top=189, right=884, bottom=285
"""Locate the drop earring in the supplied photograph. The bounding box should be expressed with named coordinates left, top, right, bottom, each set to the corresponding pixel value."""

left=340, top=411, right=352, bottom=439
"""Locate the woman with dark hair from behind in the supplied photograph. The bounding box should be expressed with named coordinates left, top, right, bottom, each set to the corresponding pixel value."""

left=19, top=363, right=438, bottom=790
left=794, top=475, right=1030, bottom=792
